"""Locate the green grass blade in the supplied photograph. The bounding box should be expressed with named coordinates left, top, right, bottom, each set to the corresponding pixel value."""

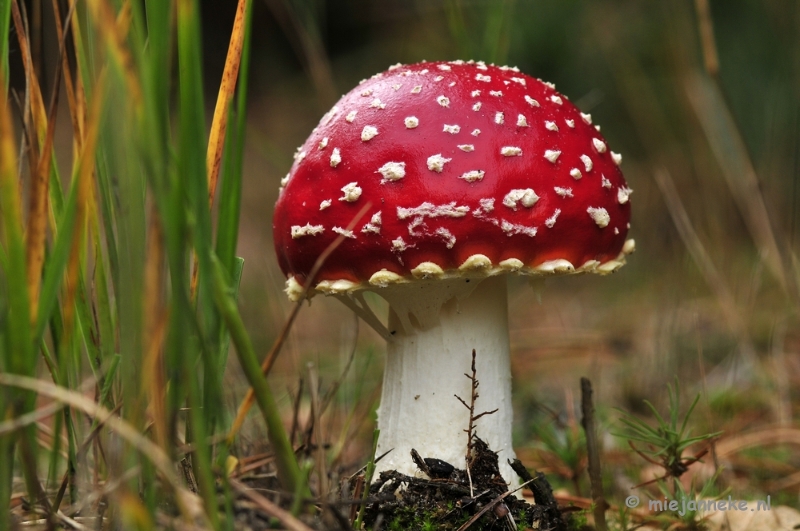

left=444, top=0, right=473, bottom=59
left=0, top=0, right=10, bottom=96
left=482, top=0, right=514, bottom=64
left=210, top=254, right=306, bottom=496
left=176, top=1, right=220, bottom=524
left=218, top=257, right=245, bottom=376
left=33, top=174, right=79, bottom=351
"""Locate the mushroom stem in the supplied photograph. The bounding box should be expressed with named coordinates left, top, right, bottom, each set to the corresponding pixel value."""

left=374, top=275, right=519, bottom=485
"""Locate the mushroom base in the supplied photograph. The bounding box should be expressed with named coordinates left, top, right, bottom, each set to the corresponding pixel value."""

left=374, top=275, right=520, bottom=486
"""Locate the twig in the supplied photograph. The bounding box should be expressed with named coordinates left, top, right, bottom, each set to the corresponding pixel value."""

left=228, top=477, right=314, bottom=531
left=454, top=349, right=497, bottom=497
left=693, top=0, right=719, bottom=78
left=455, top=479, right=533, bottom=531
left=580, top=377, right=607, bottom=531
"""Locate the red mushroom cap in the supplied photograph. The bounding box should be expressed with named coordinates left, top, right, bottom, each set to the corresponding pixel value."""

left=273, top=61, right=633, bottom=298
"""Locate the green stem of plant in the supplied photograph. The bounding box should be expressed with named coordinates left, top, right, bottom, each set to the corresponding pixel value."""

left=210, top=254, right=307, bottom=497
left=354, top=428, right=380, bottom=530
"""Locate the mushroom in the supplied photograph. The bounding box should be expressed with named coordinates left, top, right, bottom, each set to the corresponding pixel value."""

left=272, top=61, right=634, bottom=484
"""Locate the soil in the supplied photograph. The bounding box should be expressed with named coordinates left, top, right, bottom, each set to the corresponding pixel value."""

left=359, top=437, right=568, bottom=531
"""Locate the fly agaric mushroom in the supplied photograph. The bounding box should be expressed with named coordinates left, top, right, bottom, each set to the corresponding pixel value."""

left=273, top=61, right=634, bottom=484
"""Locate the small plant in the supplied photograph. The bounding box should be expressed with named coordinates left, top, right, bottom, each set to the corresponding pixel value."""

left=648, top=469, right=726, bottom=531
left=529, top=405, right=587, bottom=495
left=615, top=380, right=721, bottom=485
left=606, top=505, right=632, bottom=531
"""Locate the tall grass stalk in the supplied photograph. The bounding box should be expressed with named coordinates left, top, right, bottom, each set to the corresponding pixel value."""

left=0, top=0, right=305, bottom=526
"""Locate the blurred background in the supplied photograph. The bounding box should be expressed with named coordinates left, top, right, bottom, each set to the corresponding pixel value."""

left=13, top=0, right=800, bottom=508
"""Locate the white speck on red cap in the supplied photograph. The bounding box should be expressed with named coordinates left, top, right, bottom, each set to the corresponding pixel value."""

left=397, top=202, right=470, bottom=220
left=411, top=85, right=422, bottom=94
left=434, top=76, right=444, bottom=82
left=460, top=170, right=485, bottom=182
left=370, top=98, right=386, bottom=109
left=544, top=150, right=561, bottom=163
left=458, top=144, right=474, bottom=152
left=332, top=226, right=356, bottom=239
left=291, top=224, right=324, bottom=238
left=340, top=182, right=362, bottom=202
left=319, top=199, right=331, bottom=210
left=545, top=121, right=558, bottom=131
left=580, top=154, right=593, bottom=172
left=501, top=146, right=522, bottom=157
left=495, top=112, right=504, bottom=124
left=543, top=80, right=556, bottom=89
left=281, top=174, right=290, bottom=186
left=360, top=88, right=373, bottom=97
left=550, top=95, right=563, bottom=105
left=437, top=64, right=451, bottom=71
left=472, top=102, right=482, bottom=111
left=361, top=126, right=379, bottom=141
left=318, top=137, right=329, bottom=149
left=617, top=186, right=633, bottom=204
left=471, top=129, right=481, bottom=136
left=601, top=175, right=612, bottom=188
left=503, top=188, right=539, bottom=209
left=479, top=198, right=495, bottom=212
left=517, top=114, right=528, bottom=127
left=443, top=124, right=461, bottom=134
left=476, top=73, right=491, bottom=82
left=346, top=110, right=357, bottom=123
left=525, top=95, right=540, bottom=107
left=404, top=116, right=419, bottom=129
left=580, top=112, right=592, bottom=124
left=545, top=209, right=561, bottom=228
left=361, top=211, right=382, bottom=234
left=294, top=149, right=307, bottom=162
left=592, top=138, right=607, bottom=153
left=437, top=95, right=450, bottom=107
left=427, top=154, right=452, bottom=172
left=595, top=125, right=601, bottom=132
left=490, top=90, right=503, bottom=97
left=377, top=161, right=406, bottom=181
left=330, top=148, right=342, bottom=167
left=565, top=119, right=575, bottom=128
left=392, top=237, right=408, bottom=252
left=587, top=207, right=610, bottom=228
left=570, top=168, right=582, bottom=180
left=614, top=227, right=619, bottom=235
left=611, top=151, right=623, bottom=165
left=449, top=81, right=456, bottom=87
left=471, top=90, right=481, bottom=97
left=501, top=220, right=537, bottom=237
left=511, top=77, right=526, bottom=86
left=436, top=227, right=457, bottom=248
left=392, top=84, right=402, bottom=91
left=388, top=63, right=403, bottom=70
left=554, top=186, right=573, bottom=198
left=476, top=62, right=488, bottom=70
